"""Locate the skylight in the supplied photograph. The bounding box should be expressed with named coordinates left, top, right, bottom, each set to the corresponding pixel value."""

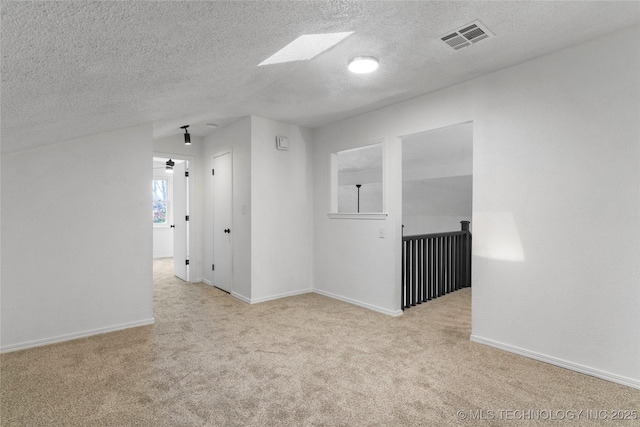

left=259, top=32, right=354, bottom=66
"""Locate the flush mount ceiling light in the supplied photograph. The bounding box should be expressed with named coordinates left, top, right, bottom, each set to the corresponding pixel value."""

left=348, top=56, right=379, bottom=74
left=181, top=125, right=191, bottom=145
left=166, top=159, right=175, bottom=173
left=259, top=32, right=354, bottom=66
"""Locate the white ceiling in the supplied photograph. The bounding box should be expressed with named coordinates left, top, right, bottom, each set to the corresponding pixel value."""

left=2, top=1, right=638, bottom=154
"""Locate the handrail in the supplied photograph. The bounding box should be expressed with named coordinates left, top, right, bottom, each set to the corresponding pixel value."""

left=403, top=229, right=470, bottom=241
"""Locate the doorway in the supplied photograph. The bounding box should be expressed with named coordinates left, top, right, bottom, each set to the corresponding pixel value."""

left=153, top=155, right=190, bottom=282
left=400, top=122, right=473, bottom=309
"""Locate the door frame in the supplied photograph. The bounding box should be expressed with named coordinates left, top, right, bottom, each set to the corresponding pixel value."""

left=172, top=160, right=189, bottom=281
left=153, top=152, right=196, bottom=281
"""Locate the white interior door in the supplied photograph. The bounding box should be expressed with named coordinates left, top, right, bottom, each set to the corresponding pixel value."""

left=173, top=161, right=189, bottom=281
left=212, top=152, right=232, bottom=292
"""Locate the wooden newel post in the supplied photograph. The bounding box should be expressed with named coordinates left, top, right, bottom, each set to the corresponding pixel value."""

left=460, top=220, right=470, bottom=232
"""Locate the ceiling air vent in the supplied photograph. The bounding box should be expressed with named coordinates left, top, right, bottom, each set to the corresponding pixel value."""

left=441, top=21, right=493, bottom=51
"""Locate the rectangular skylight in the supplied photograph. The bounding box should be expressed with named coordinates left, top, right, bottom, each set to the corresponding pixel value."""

left=259, top=32, right=354, bottom=66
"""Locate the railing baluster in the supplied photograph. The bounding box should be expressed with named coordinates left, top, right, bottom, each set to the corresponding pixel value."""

left=432, top=237, right=437, bottom=299
left=426, top=237, right=432, bottom=301
left=436, top=237, right=439, bottom=297
left=454, top=236, right=462, bottom=291
left=445, top=235, right=449, bottom=294
left=404, top=239, right=409, bottom=307
left=448, top=236, right=453, bottom=293
left=416, top=238, right=420, bottom=304
left=411, top=239, right=417, bottom=306
left=434, top=237, right=439, bottom=299
left=421, top=240, right=424, bottom=301
left=417, top=238, right=423, bottom=303
left=440, top=236, right=445, bottom=296
left=408, top=239, right=413, bottom=307
left=452, top=235, right=457, bottom=291
left=400, top=239, right=407, bottom=311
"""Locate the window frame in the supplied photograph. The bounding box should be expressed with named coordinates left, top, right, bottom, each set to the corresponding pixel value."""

left=153, top=177, right=171, bottom=227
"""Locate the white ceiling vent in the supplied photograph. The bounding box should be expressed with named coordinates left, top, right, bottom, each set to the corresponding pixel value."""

left=441, top=21, right=493, bottom=51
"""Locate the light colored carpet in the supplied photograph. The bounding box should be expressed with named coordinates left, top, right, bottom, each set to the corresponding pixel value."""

left=1, top=258, right=638, bottom=426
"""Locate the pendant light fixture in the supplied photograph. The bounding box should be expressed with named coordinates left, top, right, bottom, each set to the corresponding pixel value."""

left=181, top=125, right=191, bottom=145
left=166, top=159, right=175, bottom=173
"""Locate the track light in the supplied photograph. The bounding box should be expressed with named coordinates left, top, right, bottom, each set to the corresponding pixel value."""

left=181, top=125, right=191, bottom=145
left=166, top=159, right=175, bottom=173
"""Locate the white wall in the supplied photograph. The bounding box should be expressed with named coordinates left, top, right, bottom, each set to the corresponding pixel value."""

left=338, top=183, right=383, bottom=213
left=250, top=116, right=314, bottom=302
left=403, top=167, right=472, bottom=235
left=314, top=135, right=404, bottom=316
left=402, top=215, right=472, bottom=236
left=153, top=227, right=173, bottom=258
left=313, top=26, right=640, bottom=388
left=153, top=135, right=204, bottom=281
left=201, top=116, right=314, bottom=303
left=202, top=117, right=252, bottom=300
left=1, top=125, right=155, bottom=351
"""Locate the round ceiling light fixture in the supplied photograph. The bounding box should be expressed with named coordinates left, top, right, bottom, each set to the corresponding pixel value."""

left=348, top=56, right=379, bottom=74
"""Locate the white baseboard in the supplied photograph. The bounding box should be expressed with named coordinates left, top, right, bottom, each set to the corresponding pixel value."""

left=201, top=281, right=402, bottom=317
left=231, top=292, right=251, bottom=304
left=0, top=318, right=155, bottom=354
left=246, top=288, right=313, bottom=304
left=231, top=288, right=403, bottom=318
left=470, top=335, right=640, bottom=390
left=313, top=289, right=403, bottom=317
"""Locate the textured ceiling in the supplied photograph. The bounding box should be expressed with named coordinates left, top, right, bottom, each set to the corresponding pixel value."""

left=2, top=1, right=639, bottom=154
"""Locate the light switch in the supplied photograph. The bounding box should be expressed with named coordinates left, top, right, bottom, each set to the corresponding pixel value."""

left=379, top=227, right=385, bottom=238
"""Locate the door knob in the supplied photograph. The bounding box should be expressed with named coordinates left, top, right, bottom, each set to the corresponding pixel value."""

left=170, top=225, right=175, bottom=228
left=224, top=229, right=231, bottom=233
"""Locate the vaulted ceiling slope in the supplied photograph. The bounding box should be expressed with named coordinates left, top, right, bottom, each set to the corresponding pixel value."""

left=1, top=1, right=638, bottom=153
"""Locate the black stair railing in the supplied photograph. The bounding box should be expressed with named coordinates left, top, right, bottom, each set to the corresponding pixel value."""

left=401, top=221, right=471, bottom=310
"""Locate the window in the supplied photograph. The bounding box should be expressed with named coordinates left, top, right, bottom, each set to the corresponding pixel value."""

left=329, top=142, right=386, bottom=219
left=153, top=179, right=169, bottom=225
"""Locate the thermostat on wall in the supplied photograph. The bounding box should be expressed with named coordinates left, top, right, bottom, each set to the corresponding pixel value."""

left=276, top=135, right=289, bottom=150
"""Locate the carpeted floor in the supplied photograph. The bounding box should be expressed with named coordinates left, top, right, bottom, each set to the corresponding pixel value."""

left=1, top=258, right=638, bottom=426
